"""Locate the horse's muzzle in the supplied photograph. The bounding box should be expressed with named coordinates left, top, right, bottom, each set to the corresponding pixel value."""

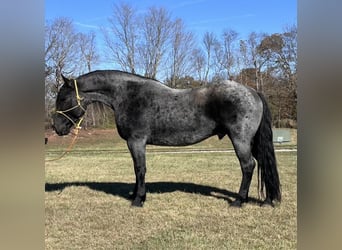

left=52, top=124, right=70, bottom=136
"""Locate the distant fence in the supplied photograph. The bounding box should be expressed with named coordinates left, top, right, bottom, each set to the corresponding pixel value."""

left=273, top=129, right=291, bottom=144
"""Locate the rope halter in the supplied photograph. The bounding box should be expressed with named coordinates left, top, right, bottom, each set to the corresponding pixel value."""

left=46, top=79, right=86, bottom=162
left=55, top=79, right=86, bottom=129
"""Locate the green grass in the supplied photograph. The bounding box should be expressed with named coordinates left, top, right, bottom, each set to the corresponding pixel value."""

left=45, top=129, right=297, bottom=249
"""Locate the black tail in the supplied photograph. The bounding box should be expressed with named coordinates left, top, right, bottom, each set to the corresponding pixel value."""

left=252, top=93, right=281, bottom=203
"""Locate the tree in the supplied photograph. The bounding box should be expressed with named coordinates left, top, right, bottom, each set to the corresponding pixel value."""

left=78, top=31, right=103, bottom=127
left=139, top=6, right=173, bottom=79
left=45, top=17, right=81, bottom=126
left=202, top=31, right=217, bottom=83
left=278, top=25, right=297, bottom=90
left=168, top=18, right=195, bottom=87
left=257, top=26, right=297, bottom=124
left=45, top=17, right=81, bottom=93
left=79, top=32, right=99, bottom=73
left=211, top=29, right=239, bottom=81
left=191, top=48, right=206, bottom=83
left=239, top=32, right=267, bottom=91
left=45, top=4, right=297, bottom=129
left=221, top=29, right=238, bottom=79
left=280, top=25, right=297, bottom=121
left=237, top=39, right=249, bottom=83
left=165, top=75, right=202, bottom=89
left=104, top=3, right=138, bottom=73
left=45, top=17, right=103, bottom=128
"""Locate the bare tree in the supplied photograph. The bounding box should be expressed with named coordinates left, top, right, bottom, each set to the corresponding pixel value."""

left=44, top=4, right=297, bottom=129
left=45, top=17, right=103, bottom=128
left=139, top=6, right=173, bottom=79
left=248, top=32, right=261, bottom=90
left=168, top=18, right=195, bottom=87
left=245, top=32, right=267, bottom=91
left=78, top=31, right=102, bottom=127
left=191, top=48, right=206, bottom=82
left=278, top=25, right=297, bottom=89
left=104, top=3, right=138, bottom=73
left=221, top=29, right=238, bottom=79
left=211, top=29, right=239, bottom=81
left=237, top=39, right=248, bottom=83
left=212, top=40, right=224, bottom=80
left=45, top=17, right=80, bottom=126
left=202, top=31, right=217, bottom=83
left=79, top=32, right=99, bottom=73
left=45, top=17, right=81, bottom=93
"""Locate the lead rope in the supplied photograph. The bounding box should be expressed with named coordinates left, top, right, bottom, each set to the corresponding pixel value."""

left=45, top=118, right=83, bottom=162
left=45, top=79, right=85, bottom=162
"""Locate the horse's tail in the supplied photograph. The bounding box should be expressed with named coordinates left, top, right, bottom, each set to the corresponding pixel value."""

left=252, top=92, right=281, bottom=203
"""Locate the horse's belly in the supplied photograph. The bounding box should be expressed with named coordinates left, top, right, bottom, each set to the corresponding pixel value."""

left=148, top=122, right=216, bottom=146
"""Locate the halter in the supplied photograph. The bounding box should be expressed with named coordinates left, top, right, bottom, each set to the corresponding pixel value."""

left=55, top=79, right=86, bottom=129
left=46, top=79, right=85, bottom=162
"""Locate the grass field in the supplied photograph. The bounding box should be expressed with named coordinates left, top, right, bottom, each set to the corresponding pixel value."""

left=45, top=129, right=297, bottom=249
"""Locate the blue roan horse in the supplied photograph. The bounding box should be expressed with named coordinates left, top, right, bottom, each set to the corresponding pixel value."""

left=52, top=70, right=281, bottom=207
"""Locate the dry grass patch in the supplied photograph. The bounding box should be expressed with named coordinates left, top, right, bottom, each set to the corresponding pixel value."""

left=45, top=130, right=297, bottom=249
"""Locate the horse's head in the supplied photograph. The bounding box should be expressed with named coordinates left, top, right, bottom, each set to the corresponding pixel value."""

left=52, top=75, right=87, bottom=136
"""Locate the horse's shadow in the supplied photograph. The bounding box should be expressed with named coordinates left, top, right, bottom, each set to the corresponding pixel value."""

left=45, top=181, right=261, bottom=205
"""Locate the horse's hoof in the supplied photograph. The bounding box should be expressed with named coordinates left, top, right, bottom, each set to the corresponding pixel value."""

left=131, top=199, right=144, bottom=207
left=261, top=198, right=274, bottom=207
left=230, top=199, right=242, bottom=208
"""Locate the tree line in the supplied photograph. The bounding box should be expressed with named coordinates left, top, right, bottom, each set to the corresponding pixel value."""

left=45, top=2, right=297, bottom=129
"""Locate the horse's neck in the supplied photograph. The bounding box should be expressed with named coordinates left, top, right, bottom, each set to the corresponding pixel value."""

left=83, top=91, right=113, bottom=107
left=80, top=78, right=116, bottom=108
left=80, top=71, right=162, bottom=109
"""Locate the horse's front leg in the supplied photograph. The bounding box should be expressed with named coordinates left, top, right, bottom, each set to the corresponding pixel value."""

left=127, top=138, right=147, bottom=207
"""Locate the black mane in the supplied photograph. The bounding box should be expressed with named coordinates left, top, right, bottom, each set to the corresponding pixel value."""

left=78, top=70, right=162, bottom=84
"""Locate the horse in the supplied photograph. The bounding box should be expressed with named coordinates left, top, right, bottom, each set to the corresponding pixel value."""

left=52, top=70, right=281, bottom=207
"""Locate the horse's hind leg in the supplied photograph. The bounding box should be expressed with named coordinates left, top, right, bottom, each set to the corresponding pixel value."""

left=127, top=138, right=147, bottom=207
left=230, top=136, right=256, bottom=207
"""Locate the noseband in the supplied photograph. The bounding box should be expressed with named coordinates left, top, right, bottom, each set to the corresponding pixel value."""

left=55, top=79, right=85, bottom=129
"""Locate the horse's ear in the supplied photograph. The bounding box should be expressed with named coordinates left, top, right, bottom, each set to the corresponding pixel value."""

left=61, top=74, right=74, bottom=89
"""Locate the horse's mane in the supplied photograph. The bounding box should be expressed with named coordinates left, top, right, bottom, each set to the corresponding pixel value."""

left=79, top=70, right=162, bottom=84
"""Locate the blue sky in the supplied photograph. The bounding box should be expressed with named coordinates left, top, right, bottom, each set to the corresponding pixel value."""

left=46, top=0, right=296, bottom=69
